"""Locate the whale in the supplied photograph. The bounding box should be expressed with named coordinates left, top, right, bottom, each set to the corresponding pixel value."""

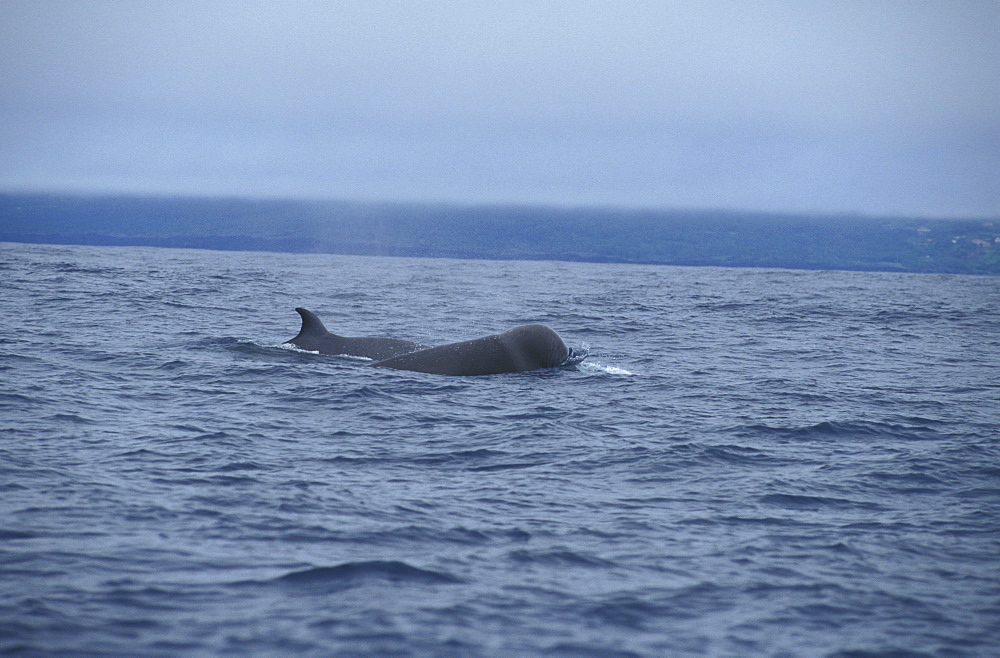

left=285, top=308, right=427, bottom=360
left=370, top=324, right=586, bottom=376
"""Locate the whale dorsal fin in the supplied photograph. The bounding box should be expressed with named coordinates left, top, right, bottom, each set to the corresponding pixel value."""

left=294, top=307, right=332, bottom=339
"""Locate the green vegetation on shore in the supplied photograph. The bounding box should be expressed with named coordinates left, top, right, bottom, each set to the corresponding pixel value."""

left=2, top=192, right=997, bottom=274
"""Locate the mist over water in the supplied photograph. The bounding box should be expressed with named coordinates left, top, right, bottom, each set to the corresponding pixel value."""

left=1, top=243, right=998, bottom=654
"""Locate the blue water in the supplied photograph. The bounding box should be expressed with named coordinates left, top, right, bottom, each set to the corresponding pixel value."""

left=1, top=241, right=998, bottom=656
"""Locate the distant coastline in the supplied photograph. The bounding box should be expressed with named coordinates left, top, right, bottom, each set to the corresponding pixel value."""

left=2, top=191, right=997, bottom=275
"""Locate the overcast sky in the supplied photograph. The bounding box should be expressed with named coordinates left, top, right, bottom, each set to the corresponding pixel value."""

left=2, top=1, right=998, bottom=217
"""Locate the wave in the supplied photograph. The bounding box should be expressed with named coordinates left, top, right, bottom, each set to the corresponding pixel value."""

left=733, top=419, right=943, bottom=442
left=268, top=561, right=464, bottom=591
left=508, top=549, right=615, bottom=568
left=757, top=493, right=886, bottom=511
left=579, top=361, right=635, bottom=375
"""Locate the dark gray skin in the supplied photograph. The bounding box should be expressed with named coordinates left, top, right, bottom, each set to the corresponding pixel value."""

left=285, top=308, right=427, bottom=360
left=371, top=324, right=581, bottom=376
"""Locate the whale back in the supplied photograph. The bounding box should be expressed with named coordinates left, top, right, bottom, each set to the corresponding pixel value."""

left=372, top=324, right=571, bottom=376
left=285, top=308, right=426, bottom=359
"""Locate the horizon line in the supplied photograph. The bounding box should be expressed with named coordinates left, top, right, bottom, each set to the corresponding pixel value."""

left=2, top=185, right=996, bottom=223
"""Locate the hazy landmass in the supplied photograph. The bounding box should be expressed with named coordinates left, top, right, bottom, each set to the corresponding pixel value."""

left=1, top=192, right=997, bottom=275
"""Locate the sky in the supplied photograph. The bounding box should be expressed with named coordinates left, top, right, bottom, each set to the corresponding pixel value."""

left=1, top=0, right=998, bottom=217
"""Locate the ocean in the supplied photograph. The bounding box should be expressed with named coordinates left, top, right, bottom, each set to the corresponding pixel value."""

left=1, top=241, right=998, bottom=656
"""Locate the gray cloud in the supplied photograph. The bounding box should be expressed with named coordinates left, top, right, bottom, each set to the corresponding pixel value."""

left=1, top=0, right=998, bottom=216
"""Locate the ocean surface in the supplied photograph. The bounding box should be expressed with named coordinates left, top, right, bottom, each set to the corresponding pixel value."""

left=1, top=241, right=998, bottom=656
